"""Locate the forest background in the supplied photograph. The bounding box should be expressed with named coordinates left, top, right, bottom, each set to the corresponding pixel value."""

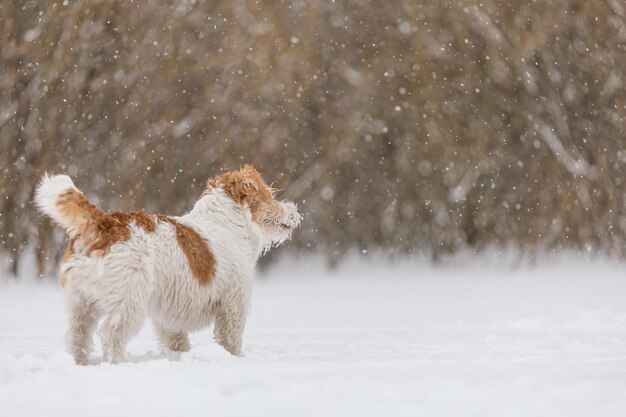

left=2, top=0, right=626, bottom=276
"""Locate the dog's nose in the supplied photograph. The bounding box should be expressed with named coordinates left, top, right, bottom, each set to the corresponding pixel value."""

left=290, top=209, right=302, bottom=228
left=281, top=201, right=301, bottom=228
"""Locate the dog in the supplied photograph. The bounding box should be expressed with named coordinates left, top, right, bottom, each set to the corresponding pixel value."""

left=35, top=165, right=301, bottom=364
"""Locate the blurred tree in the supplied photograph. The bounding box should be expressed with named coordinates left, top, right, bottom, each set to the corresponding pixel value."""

left=1, top=0, right=626, bottom=277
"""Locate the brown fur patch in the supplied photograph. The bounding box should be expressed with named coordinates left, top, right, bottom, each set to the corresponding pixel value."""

left=158, top=216, right=216, bottom=286
left=112, top=211, right=158, bottom=233
left=57, top=190, right=104, bottom=232
left=85, top=211, right=160, bottom=256
left=57, top=191, right=160, bottom=260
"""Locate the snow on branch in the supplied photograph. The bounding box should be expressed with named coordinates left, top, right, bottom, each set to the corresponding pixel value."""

left=449, top=166, right=481, bottom=203
left=536, top=121, right=598, bottom=180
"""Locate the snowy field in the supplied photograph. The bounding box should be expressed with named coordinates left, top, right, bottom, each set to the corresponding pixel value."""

left=2, top=255, right=626, bottom=417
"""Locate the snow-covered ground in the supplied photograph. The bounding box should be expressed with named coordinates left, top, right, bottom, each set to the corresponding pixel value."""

left=2, top=255, right=626, bottom=417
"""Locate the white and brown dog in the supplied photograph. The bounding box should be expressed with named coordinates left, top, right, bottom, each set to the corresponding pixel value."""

left=35, top=165, right=300, bottom=364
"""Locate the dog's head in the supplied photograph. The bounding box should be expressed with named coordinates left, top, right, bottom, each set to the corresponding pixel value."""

left=206, top=165, right=301, bottom=244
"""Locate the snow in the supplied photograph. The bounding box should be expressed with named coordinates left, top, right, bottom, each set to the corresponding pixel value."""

left=2, top=255, right=626, bottom=417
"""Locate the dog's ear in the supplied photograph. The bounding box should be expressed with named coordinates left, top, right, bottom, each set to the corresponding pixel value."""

left=211, top=171, right=259, bottom=205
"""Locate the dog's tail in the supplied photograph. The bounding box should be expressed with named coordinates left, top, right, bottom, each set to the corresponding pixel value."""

left=34, top=174, right=103, bottom=238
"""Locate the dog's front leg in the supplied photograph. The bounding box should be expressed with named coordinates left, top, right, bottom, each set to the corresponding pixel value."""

left=213, top=281, right=250, bottom=356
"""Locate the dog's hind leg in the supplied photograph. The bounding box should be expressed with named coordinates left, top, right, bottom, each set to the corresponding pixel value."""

left=154, top=323, right=191, bottom=353
left=100, top=301, right=146, bottom=363
left=99, top=268, right=149, bottom=363
left=67, top=294, right=100, bottom=365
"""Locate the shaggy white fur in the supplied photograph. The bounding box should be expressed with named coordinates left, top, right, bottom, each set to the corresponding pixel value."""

left=35, top=168, right=300, bottom=364
left=34, top=174, right=80, bottom=236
